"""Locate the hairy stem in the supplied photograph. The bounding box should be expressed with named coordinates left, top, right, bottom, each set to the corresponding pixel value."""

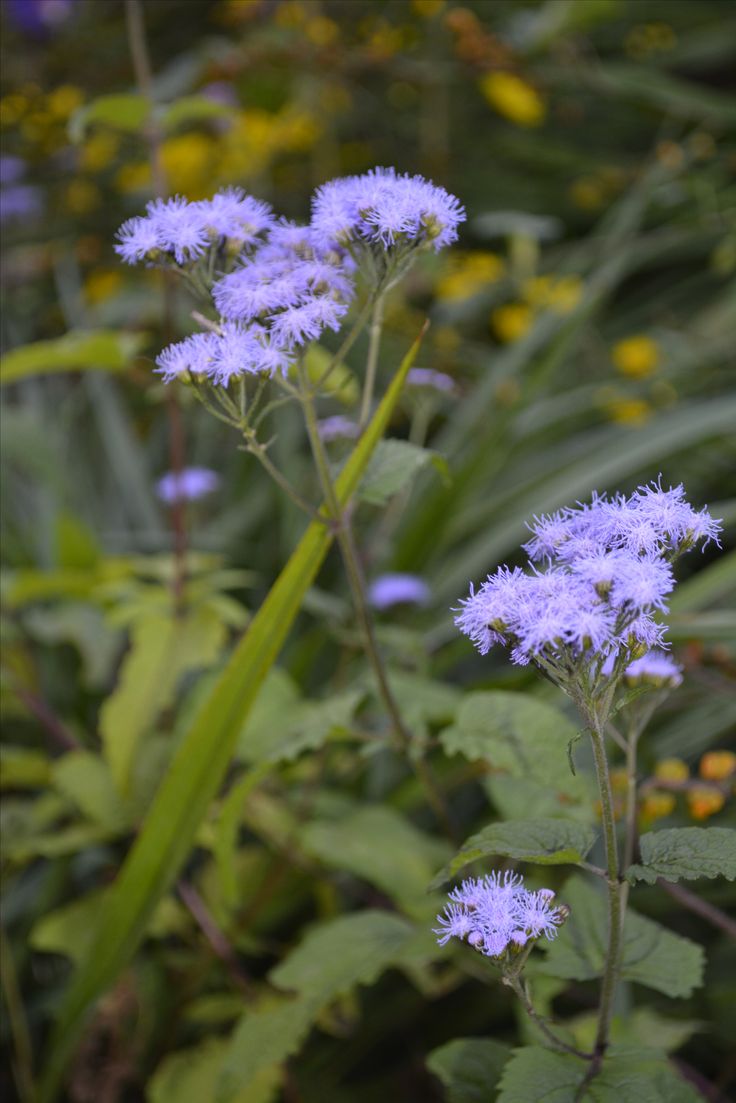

left=359, top=294, right=385, bottom=428
left=507, top=976, right=590, bottom=1061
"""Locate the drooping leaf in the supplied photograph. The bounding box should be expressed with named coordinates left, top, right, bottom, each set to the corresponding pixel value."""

left=430, top=819, right=598, bottom=889
left=359, top=438, right=449, bottom=506
left=68, top=94, right=150, bottom=142
left=539, top=876, right=704, bottom=998
left=626, top=828, right=736, bottom=885
left=427, top=1037, right=511, bottom=1103
left=39, top=327, right=425, bottom=1103
left=0, top=330, right=143, bottom=384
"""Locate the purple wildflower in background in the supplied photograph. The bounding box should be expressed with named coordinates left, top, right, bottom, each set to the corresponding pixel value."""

left=311, top=167, right=465, bottom=251
left=455, top=483, right=720, bottom=673
left=368, top=573, right=431, bottom=610
left=624, top=650, right=683, bottom=687
left=407, top=368, right=457, bottom=394
left=318, top=415, right=360, bottom=443
left=156, top=467, right=220, bottom=504
left=435, top=873, right=563, bottom=958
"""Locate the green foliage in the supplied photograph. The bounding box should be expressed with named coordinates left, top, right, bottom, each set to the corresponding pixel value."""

left=431, top=819, right=598, bottom=888
left=627, top=828, right=736, bottom=884
left=426, top=1037, right=511, bottom=1103
left=359, top=438, right=449, bottom=506
left=0, top=330, right=143, bottom=384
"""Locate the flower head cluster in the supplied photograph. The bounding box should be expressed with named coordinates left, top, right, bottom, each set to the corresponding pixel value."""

left=435, top=872, right=563, bottom=958
left=455, top=482, right=720, bottom=672
left=156, top=466, right=220, bottom=504
left=624, top=650, right=683, bottom=688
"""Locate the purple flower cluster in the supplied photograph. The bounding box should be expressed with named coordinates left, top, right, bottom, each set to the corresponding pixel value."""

left=368, top=573, right=431, bottom=610
left=317, top=415, right=360, bottom=443
left=0, top=155, right=42, bottom=225
left=455, top=482, right=720, bottom=671
left=435, top=872, right=563, bottom=958
left=406, top=368, right=457, bottom=395
left=624, top=650, right=683, bottom=688
left=156, top=466, right=220, bottom=504
left=312, top=167, right=465, bottom=251
left=115, top=189, right=275, bottom=265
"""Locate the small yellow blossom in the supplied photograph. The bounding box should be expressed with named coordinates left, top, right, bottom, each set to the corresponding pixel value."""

left=85, top=269, right=123, bottom=305
left=606, top=398, right=652, bottom=426
left=479, top=71, right=546, bottom=128
left=522, top=274, right=582, bottom=314
left=81, top=132, right=120, bottom=173
left=491, top=302, right=533, bottom=343
left=640, top=791, right=676, bottom=822
left=436, top=251, right=505, bottom=301
left=47, top=85, right=83, bottom=120
left=687, top=787, right=726, bottom=821
left=654, top=757, right=689, bottom=783
left=699, top=751, right=736, bottom=782
left=64, top=179, right=100, bottom=215
left=612, top=336, right=660, bottom=378
left=305, top=16, right=339, bottom=46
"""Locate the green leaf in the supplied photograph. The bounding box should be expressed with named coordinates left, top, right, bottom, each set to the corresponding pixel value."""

left=567, top=1008, right=703, bottom=1058
left=430, top=820, right=597, bottom=889
left=100, top=607, right=227, bottom=794
left=52, top=753, right=129, bottom=832
left=440, top=692, right=589, bottom=800
left=237, top=688, right=363, bottom=765
left=39, top=327, right=425, bottom=1103
left=0, top=330, right=143, bottom=384
left=23, top=602, right=120, bottom=689
left=218, top=911, right=414, bottom=1102
left=427, top=1037, right=511, bottom=1103
left=359, top=438, right=449, bottom=506
left=303, top=805, right=449, bottom=915
left=626, top=828, right=736, bottom=885
left=68, top=94, right=150, bottom=142
left=29, top=892, right=105, bottom=966
left=301, top=343, right=359, bottom=405
left=540, top=876, right=704, bottom=998
left=0, top=747, right=51, bottom=790
left=484, top=775, right=595, bottom=824
left=497, top=1045, right=702, bottom=1102
left=160, top=96, right=234, bottom=132
left=149, top=1037, right=280, bottom=1103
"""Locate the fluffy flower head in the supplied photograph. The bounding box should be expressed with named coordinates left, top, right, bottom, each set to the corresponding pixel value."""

left=435, top=872, right=563, bottom=958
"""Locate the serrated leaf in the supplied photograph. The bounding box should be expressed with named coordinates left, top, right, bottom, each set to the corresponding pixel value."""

left=237, top=688, right=362, bottom=765
left=431, top=820, right=597, bottom=889
left=627, top=828, right=736, bottom=885
left=303, top=805, right=449, bottom=914
left=484, top=775, right=595, bottom=824
left=0, top=330, right=143, bottom=384
left=40, top=328, right=425, bottom=1103
left=68, top=94, right=150, bottom=142
left=539, top=876, right=704, bottom=998
left=440, top=692, right=588, bottom=800
left=427, top=1037, right=511, bottom=1103
left=497, top=1045, right=702, bottom=1102
left=359, top=438, right=448, bottom=506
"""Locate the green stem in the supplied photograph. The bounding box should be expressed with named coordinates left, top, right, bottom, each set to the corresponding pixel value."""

left=312, top=298, right=374, bottom=395
left=0, top=926, right=35, bottom=1103
left=507, top=975, right=589, bottom=1060
left=242, top=434, right=324, bottom=522
left=296, top=361, right=455, bottom=841
left=359, top=295, right=385, bottom=428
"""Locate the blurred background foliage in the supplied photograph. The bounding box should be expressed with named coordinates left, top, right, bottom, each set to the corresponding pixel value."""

left=1, top=1, right=735, bottom=1101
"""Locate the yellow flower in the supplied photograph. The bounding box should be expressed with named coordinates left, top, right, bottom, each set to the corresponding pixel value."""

left=612, top=336, right=660, bottom=378
left=640, top=791, right=676, bottom=822
left=605, top=398, right=652, bottom=427
left=687, top=787, right=725, bottom=821
left=412, top=0, right=446, bottom=16
left=305, top=16, right=339, bottom=46
left=64, top=179, right=100, bottom=215
left=654, top=757, right=689, bottom=783
left=522, top=274, right=582, bottom=314
left=0, top=93, right=30, bottom=127
left=436, top=251, right=505, bottom=301
left=491, top=302, right=533, bottom=343
left=47, top=85, right=83, bottom=120
left=479, top=72, right=546, bottom=128
left=81, top=132, right=120, bottom=173
left=161, top=133, right=217, bottom=197
left=85, top=269, right=123, bottom=305
left=699, top=751, right=736, bottom=782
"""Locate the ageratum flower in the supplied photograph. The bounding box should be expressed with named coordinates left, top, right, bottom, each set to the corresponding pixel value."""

left=368, top=573, right=431, bottom=610
left=156, top=467, right=220, bottom=504
left=624, top=650, right=683, bottom=688
left=435, top=873, right=563, bottom=958
left=455, top=483, right=720, bottom=672
left=317, top=415, right=360, bottom=443
left=406, top=368, right=457, bottom=395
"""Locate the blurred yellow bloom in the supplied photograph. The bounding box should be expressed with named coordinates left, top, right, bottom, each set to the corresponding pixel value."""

left=436, top=251, right=505, bottom=301
left=162, top=133, right=218, bottom=197
left=640, top=792, right=676, bottom=822
left=687, top=787, right=725, bottom=821
left=699, top=751, right=736, bottom=781
left=115, top=161, right=151, bottom=194
left=654, top=757, right=689, bottom=783
left=81, top=132, right=120, bottom=173
left=305, top=16, right=339, bottom=46
left=491, top=302, right=533, bottom=342
left=412, top=0, right=446, bottom=16
left=0, top=93, right=30, bottom=127
left=64, top=179, right=101, bottom=215
left=612, top=335, right=660, bottom=378
left=432, top=326, right=461, bottom=352
left=85, top=269, right=123, bottom=305
left=606, top=398, right=652, bottom=426
left=479, top=72, right=546, bottom=128
left=47, top=85, right=83, bottom=120
left=522, top=274, right=582, bottom=314
left=276, top=1, right=307, bottom=27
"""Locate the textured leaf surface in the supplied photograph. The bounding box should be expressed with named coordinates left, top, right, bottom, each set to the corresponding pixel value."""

left=540, top=877, right=704, bottom=998
left=497, top=1045, right=702, bottom=1102
left=237, top=688, right=362, bottom=764
left=360, top=438, right=448, bottom=505
left=427, top=1037, right=511, bottom=1103
left=40, top=332, right=424, bottom=1103
left=627, top=828, right=736, bottom=884
left=431, top=820, right=598, bottom=889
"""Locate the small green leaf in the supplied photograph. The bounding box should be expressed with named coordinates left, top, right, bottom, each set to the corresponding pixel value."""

left=427, top=1037, right=511, bottom=1103
left=627, top=828, right=736, bottom=885
left=237, top=688, right=362, bottom=764
left=540, top=876, right=704, bottom=998
left=497, top=1045, right=702, bottom=1102
left=301, top=343, right=358, bottom=404
left=359, top=438, right=449, bottom=506
left=68, top=94, right=150, bottom=142
left=0, top=747, right=51, bottom=790
left=0, top=330, right=143, bottom=385
left=430, top=819, right=597, bottom=889
left=52, top=753, right=129, bottom=832
left=160, top=96, right=234, bottom=132
left=29, top=892, right=106, bottom=965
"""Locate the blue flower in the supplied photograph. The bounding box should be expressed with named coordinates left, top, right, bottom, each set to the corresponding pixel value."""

left=435, top=873, right=563, bottom=958
left=156, top=467, right=220, bottom=504
left=368, top=573, right=430, bottom=610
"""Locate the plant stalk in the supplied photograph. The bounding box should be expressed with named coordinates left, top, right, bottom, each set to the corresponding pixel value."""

left=359, top=294, right=385, bottom=428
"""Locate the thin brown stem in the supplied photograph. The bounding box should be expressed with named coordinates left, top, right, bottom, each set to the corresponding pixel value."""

left=12, top=684, right=80, bottom=752
left=659, top=879, right=736, bottom=940
left=176, top=881, right=253, bottom=997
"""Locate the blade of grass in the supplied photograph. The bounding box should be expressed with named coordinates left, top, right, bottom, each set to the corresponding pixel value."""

left=39, top=326, right=426, bottom=1103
